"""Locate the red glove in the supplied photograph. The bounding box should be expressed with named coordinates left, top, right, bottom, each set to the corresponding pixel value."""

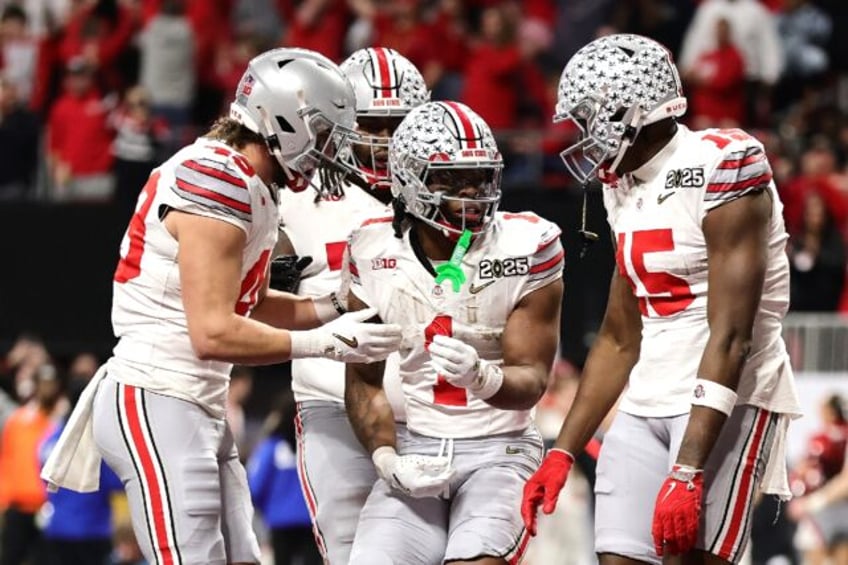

left=651, top=464, right=704, bottom=557
left=521, top=448, right=574, bottom=536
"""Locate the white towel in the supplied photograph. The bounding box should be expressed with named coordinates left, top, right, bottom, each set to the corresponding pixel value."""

left=41, top=366, right=108, bottom=493
left=760, top=413, right=796, bottom=500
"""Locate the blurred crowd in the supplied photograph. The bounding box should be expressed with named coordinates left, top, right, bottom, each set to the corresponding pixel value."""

left=0, top=0, right=848, bottom=311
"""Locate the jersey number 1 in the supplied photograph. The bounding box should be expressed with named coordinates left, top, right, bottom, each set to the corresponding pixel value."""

left=425, top=315, right=467, bottom=407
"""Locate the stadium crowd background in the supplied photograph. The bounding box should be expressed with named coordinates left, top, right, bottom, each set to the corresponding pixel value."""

left=1, top=0, right=848, bottom=563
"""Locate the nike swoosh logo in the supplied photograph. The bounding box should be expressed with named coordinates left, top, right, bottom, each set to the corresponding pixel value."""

left=469, top=280, right=496, bottom=295
left=332, top=333, right=359, bottom=348
left=657, top=192, right=676, bottom=205
left=661, top=481, right=676, bottom=503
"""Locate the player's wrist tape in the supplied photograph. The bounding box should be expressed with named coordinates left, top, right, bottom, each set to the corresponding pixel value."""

left=288, top=329, right=332, bottom=360
left=469, top=361, right=504, bottom=400
left=372, top=445, right=397, bottom=478
left=691, top=378, right=737, bottom=416
left=312, top=292, right=347, bottom=324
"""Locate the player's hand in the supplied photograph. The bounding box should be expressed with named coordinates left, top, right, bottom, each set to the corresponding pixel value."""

left=521, top=448, right=574, bottom=536
left=269, top=255, right=313, bottom=293
left=289, top=308, right=402, bottom=363
left=652, top=465, right=704, bottom=556
left=428, top=334, right=480, bottom=388
left=372, top=446, right=455, bottom=498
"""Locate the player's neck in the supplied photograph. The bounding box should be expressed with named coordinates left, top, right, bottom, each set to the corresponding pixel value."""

left=414, top=223, right=455, bottom=261
left=616, top=119, right=678, bottom=175
left=240, top=142, right=276, bottom=186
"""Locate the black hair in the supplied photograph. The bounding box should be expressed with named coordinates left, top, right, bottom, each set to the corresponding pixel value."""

left=1, top=5, right=27, bottom=23
left=826, top=394, right=846, bottom=424
left=392, top=197, right=407, bottom=238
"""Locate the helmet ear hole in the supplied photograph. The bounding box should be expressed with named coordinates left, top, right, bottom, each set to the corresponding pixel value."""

left=276, top=115, right=295, bottom=133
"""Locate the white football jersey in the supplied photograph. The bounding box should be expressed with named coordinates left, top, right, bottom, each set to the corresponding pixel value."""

left=109, top=138, right=279, bottom=418
left=602, top=125, right=800, bottom=418
left=278, top=183, right=404, bottom=416
left=347, top=212, right=564, bottom=439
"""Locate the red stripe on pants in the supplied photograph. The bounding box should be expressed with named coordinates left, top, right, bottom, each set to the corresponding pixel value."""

left=718, top=409, right=770, bottom=559
left=123, top=385, right=176, bottom=565
left=294, top=410, right=328, bottom=558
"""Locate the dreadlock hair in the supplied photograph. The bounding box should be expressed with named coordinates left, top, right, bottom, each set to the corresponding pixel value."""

left=204, top=117, right=264, bottom=151
left=392, top=197, right=408, bottom=238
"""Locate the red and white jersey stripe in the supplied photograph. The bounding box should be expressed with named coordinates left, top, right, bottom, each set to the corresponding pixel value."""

left=600, top=124, right=800, bottom=419
left=109, top=138, right=279, bottom=417
left=347, top=211, right=563, bottom=438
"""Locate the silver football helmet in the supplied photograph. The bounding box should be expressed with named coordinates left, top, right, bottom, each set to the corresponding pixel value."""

left=390, top=101, right=502, bottom=237
left=555, top=34, right=687, bottom=183
left=340, top=47, right=430, bottom=190
left=229, top=47, right=360, bottom=195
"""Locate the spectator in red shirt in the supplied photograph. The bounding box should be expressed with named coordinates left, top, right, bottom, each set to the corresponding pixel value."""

left=58, top=0, right=136, bottom=94
left=47, top=57, right=115, bottom=202
left=781, top=142, right=848, bottom=236
left=460, top=3, right=522, bottom=131
left=278, top=0, right=350, bottom=62
left=686, top=18, right=746, bottom=130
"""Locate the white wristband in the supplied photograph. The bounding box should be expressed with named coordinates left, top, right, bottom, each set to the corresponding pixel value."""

left=470, top=361, right=504, bottom=400
left=312, top=292, right=347, bottom=324
left=692, top=378, right=738, bottom=416
left=372, top=445, right=397, bottom=479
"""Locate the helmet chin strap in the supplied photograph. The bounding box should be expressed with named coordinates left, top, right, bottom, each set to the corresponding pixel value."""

left=605, top=105, right=645, bottom=176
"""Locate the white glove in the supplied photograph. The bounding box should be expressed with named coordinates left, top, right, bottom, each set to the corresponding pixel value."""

left=372, top=446, right=455, bottom=498
left=289, top=307, right=402, bottom=363
left=428, top=334, right=503, bottom=399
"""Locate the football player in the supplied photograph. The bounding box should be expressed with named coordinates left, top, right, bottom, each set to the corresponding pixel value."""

left=521, top=34, right=801, bottom=565
left=345, top=100, right=564, bottom=565
left=275, top=47, right=429, bottom=564
left=42, top=48, right=402, bottom=565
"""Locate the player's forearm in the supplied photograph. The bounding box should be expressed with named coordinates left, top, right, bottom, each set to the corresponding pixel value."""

left=485, top=364, right=547, bottom=410
left=189, top=312, right=299, bottom=364
left=553, top=334, right=635, bottom=454
left=249, top=290, right=321, bottom=330
left=676, top=331, right=751, bottom=468
left=345, top=363, right=396, bottom=453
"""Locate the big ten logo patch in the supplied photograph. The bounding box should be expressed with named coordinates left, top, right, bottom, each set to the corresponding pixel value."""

left=371, top=257, right=397, bottom=270
left=478, top=257, right=529, bottom=279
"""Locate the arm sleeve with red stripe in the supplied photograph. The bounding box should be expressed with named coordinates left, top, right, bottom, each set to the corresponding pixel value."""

left=703, top=143, right=773, bottom=213
left=519, top=221, right=564, bottom=300
left=168, top=154, right=254, bottom=235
